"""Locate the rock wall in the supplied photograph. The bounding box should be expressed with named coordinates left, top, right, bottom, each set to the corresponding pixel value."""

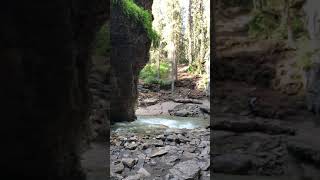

left=0, top=0, right=109, bottom=179
left=110, top=0, right=153, bottom=122
left=88, top=55, right=110, bottom=141
left=303, top=0, right=320, bottom=115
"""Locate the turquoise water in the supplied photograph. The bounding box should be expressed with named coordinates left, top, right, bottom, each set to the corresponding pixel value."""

left=111, top=115, right=209, bottom=134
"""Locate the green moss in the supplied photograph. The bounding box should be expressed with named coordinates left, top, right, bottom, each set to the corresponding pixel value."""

left=113, top=0, right=160, bottom=48
left=94, top=23, right=110, bottom=57
left=295, top=36, right=317, bottom=71
left=248, top=10, right=280, bottom=39
left=248, top=10, right=307, bottom=41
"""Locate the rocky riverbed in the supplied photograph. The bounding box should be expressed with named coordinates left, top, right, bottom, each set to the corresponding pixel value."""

left=110, top=127, right=210, bottom=180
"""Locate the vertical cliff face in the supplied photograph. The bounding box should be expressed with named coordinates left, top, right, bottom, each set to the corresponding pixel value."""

left=110, top=0, right=153, bottom=122
left=304, top=0, right=320, bottom=114
left=0, top=0, right=109, bottom=179
left=0, top=0, right=152, bottom=177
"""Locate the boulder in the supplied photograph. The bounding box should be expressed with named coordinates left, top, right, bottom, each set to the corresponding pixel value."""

left=169, top=160, right=201, bottom=180
left=213, top=154, right=254, bottom=174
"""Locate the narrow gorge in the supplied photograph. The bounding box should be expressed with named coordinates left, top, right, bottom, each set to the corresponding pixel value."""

left=109, top=0, right=211, bottom=179
left=0, top=0, right=210, bottom=179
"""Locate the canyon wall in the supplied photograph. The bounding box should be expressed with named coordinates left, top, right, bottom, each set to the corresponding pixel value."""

left=304, top=0, right=320, bottom=114
left=0, top=0, right=109, bottom=179
left=110, top=0, right=153, bottom=122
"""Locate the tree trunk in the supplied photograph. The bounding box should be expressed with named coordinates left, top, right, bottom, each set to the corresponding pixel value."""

left=188, top=0, right=193, bottom=66
left=286, top=0, right=295, bottom=48
left=253, top=0, right=257, bottom=10
left=157, top=50, right=160, bottom=79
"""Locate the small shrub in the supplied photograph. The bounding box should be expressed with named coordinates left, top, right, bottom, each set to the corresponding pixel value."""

left=295, top=36, right=316, bottom=71
left=139, top=62, right=171, bottom=83
left=144, top=77, right=171, bottom=86
left=292, top=16, right=307, bottom=39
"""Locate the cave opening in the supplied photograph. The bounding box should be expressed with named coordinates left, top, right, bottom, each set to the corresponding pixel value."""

left=110, top=0, right=210, bottom=178
left=130, top=0, right=211, bottom=130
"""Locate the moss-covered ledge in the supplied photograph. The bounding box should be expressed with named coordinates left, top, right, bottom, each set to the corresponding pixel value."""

left=112, top=0, right=160, bottom=47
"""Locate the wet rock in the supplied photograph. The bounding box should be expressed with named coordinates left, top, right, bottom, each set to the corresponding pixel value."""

left=141, top=143, right=150, bottom=150
left=200, top=106, right=210, bottom=114
left=156, top=134, right=165, bottom=140
left=169, top=104, right=207, bottom=118
left=125, top=142, right=138, bottom=150
left=149, top=159, right=157, bottom=166
left=199, top=141, right=210, bottom=148
left=167, top=134, right=178, bottom=142
left=201, top=147, right=210, bottom=156
left=190, top=138, right=201, bottom=145
left=287, top=139, right=320, bottom=166
left=137, top=167, right=151, bottom=177
left=182, top=145, right=196, bottom=153
left=111, top=127, right=210, bottom=179
left=198, top=160, right=210, bottom=171
left=165, top=174, right=179, bottom=180
left=214, top=131, right=236, bottom=139
left=183, top=151, right=197, bottom=159
left=123, top=174, right=142, bottom=180
left=150, top=148, right=168, bottom=158
left=163, top=155, right=180, bottom=165
left=213, top=118, right=296, bottom=135
left=111, top=162, right=125, bottom=174
left=149, top=139, right=164, bottom=147
left=177, top=134, right=190, bottom=143
left=122, top=158, right=137, bottom=168
left=169, top=160, right=201, bottom=180
left=213, top=154, right=253, bottom=174
left=140, top=98, right=158, bottom=106
left=110, top=173, right=124, bottom=180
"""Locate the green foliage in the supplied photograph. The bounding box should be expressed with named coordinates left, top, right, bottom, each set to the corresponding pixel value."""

left=187, top=63, right=197, bottom=73
left=140, top=62, right=170, bottom=80
left=113, top=0, right=160, bottom=48
left=295, top=36, right=316, bottom=71
left=187, top=60, right=205, bottom=74
left=94, top=24, right=110, bottom=57
left=292, top=16, right=307, bottom=38
left=248, top=10, right=280, bottom=39
left=144, top=77, right=171, bottom=86
left=249, top=10, right=307, bottom=40
left=139, top=62, right=172, bottom=85
left=197, top=74, right=209, bottom=90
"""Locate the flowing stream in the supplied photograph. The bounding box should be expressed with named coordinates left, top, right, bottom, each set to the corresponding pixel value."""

left=111, top=115, right=209, bottom=135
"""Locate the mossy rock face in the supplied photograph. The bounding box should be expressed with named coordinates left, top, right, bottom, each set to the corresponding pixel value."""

left=112, top=0, right=159, bottom=47
left=94, top=24, right=110, bottom=57
left=110, top=0, right=154, bottom=122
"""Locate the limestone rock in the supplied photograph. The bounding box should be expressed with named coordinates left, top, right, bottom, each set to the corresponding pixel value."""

left=122, top=158, right=137, bottom=168
left=140, top=98, right=158, bottom=106
left=213, top=154, right=253, bottom=174
left=111, top=162, right=125, bottom=174
left=123, top=174, right=142, bottom=180
left=151, top=148, right=168, bottom=158
left=137, top=167, right=151, bottom=177
left=169, top=160, right=201, bottom=180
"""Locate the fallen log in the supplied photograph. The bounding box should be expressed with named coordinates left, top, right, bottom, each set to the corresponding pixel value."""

left=172, top=98, right=203, bottom=104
